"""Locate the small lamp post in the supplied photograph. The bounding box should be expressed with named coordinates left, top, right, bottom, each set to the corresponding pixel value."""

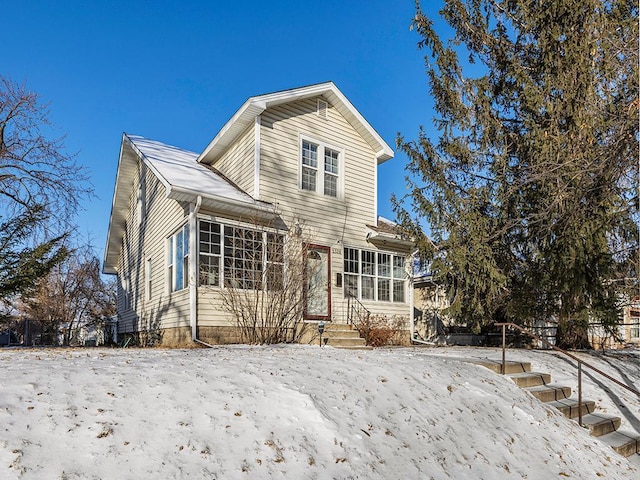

left=318, top=322, right=325, bottom=347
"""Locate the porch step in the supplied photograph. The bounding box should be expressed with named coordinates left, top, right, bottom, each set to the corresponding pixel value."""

left=507, top=372, right=551, bottom=387
left=524, top=384, right=572, bottom=402
left=319, top=324, right=368, bottom=349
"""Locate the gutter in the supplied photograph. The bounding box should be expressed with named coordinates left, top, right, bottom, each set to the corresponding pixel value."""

left=189, top=195, right=202, bottom=341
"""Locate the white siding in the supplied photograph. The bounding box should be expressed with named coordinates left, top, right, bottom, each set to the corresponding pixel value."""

left=259, top=97, right=409, bottom=323
left=117, top=154, right=191, bottom=335
left=212, top=124, right=255, bottom=195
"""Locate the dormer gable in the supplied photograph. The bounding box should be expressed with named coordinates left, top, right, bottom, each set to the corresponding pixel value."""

left=197, top=81, right=394, bottom=166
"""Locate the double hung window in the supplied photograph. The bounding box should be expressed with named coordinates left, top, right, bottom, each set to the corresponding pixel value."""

left=300, top=138, right=342, bottom=198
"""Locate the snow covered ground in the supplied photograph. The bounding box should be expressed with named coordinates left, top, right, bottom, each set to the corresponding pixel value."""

left=0, top=345, right=638, bottom=479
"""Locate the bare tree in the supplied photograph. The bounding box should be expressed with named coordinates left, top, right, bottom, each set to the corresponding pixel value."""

left=0, top=76, right=90, bottom=227
left=0, top=76, right=91, bottom=309
left=22, top=248, right=116, bottom=346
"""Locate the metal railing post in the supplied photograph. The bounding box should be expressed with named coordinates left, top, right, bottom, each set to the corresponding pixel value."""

left=578, top=362, right=583, bottom=427
left=501, top=323, right=506, bottom=375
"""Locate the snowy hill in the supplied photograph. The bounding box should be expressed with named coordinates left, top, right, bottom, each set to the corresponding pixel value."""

left=0, top=346, right=638, bottom=479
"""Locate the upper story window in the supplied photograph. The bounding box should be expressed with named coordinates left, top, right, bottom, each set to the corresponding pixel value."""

left=300, top=137, right=342, bottom=198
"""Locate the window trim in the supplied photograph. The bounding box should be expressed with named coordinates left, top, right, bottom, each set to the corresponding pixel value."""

left=299, top=135, right=344, bottom=199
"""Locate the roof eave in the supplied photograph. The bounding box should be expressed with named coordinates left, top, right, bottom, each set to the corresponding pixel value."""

left=367, top=232, right=414, bottom=252
left=168, top=185, right=275, bottom=218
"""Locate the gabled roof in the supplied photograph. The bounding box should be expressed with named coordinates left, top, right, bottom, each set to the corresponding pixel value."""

left=103, top=134, right=273, bottom=274
left=197, top=81, right=394, bottom=165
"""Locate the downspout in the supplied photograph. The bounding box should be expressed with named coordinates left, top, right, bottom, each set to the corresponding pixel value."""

left=189, top=195, right=202, bottom=342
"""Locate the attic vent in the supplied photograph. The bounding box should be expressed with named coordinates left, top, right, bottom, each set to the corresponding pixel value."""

left=317, top=99, right=328, bottom=118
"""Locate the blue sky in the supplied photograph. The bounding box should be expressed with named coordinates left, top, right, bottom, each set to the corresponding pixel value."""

left=3, top=0, right=445, bottom=262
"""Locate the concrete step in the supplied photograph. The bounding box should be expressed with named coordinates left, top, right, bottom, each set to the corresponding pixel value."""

left=317, top=323, right=368, bottom=348
left=580, top=413, right=622, bottom=437
left=331, top=345, right=373, bottom=351
left=487, top=360, right=640, bottom=458
left=324, top=336, right=367, bottom=347
left=323, top=329, right=362, bottom=339
left=546, top=398, right=596, bottom=418
left=471, top=359, right=532, bottom=374
left=507, top=372, right=551, bottom=387
left=598, top=429, right=640, bottom=457
left=524, top=384, right=572, bottom=402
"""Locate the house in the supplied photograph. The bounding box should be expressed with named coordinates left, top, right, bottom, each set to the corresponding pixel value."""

left=412, top=274, right=449, bottom=343
left=103, top=82, right=414, bottom=346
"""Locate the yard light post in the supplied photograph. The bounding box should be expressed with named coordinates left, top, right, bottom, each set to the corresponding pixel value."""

left=318, top=322, right=325, bottom=347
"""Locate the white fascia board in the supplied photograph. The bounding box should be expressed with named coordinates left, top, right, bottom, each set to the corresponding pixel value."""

left=123, top=134, right=173, bottom=196
left=168, top=185, right=274, bottom=215
left=325, top=85, right=394, bottom=163
left=254, top=115, right=261, bottom=198
left=197, top=100, right=265, bottom=164
left=103, top=138, right=127, bottom=274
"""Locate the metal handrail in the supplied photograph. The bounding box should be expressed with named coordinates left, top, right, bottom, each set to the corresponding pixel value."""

left=495, top=322, right=640, bottom=427
left=346, top=291, right=370, bottom=327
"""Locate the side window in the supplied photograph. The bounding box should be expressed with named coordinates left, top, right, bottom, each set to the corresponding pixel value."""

left=167, top=225, right=189, bottom=292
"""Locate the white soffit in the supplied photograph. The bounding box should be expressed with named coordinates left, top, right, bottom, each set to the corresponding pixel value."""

left=197, top=82, right=394, bottom=165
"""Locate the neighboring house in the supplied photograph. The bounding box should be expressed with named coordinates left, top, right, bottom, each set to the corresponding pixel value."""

left=589, top=297, right=640, bottom=350
left=103, top=82, right=414, bottom=346
left=412, top=274, right=449, bottom=342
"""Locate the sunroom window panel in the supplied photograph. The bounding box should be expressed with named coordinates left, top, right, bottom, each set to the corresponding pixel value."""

left=378, top=278, right=390, bottom=301
left=199, top=221, right=221, bottom=286
left=361, top=251, right=375, bottom=275
left=378, top=253, right=391, bottom=278
left=175, top=230, right=184, bottom=290
left=393, top=280, right=405, bottom=303
left=344, top=273, right=358, bottom=298
left=393, top=256, right=405, bottom=279
left=344, top=248, right=359, bottom=274
left=361, top=276, right=375, bottom=300
left=224, top=226, right=263, bottom=290
left=199, top=255, right=220, bottom=286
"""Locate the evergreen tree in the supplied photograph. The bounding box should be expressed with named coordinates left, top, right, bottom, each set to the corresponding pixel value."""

left=0, top=206, right=68, bottom=314
left=396, top=0, right=638, bottom=348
